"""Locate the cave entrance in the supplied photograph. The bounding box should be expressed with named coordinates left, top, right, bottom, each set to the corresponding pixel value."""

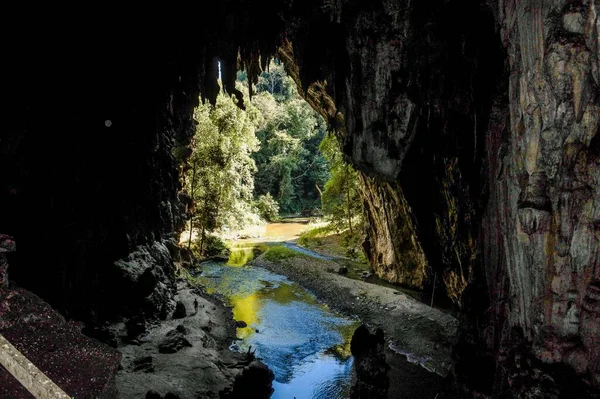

left=172, top=59, right=368, bottom=398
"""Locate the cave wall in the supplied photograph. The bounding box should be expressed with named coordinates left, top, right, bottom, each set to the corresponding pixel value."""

left=278, top=0, right=600, bottom=396
left=472, top=1, right=600, bottom=395
left=358, top=175, right=427, bottom=287
left=0, top=12, right=287, bottom=322
left=0, top=36, right=197, bottom=321
left=2, top=1, right=600, bottom=396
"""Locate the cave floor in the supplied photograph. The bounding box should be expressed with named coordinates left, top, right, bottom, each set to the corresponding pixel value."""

left=114, top=282, right=247, bottom=399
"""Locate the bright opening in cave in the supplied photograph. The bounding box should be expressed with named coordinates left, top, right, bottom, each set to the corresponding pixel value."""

left=2, top=1, right=600, bottom=398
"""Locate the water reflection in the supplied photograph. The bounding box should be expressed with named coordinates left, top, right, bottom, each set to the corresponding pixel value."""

left=227, top=246, right=257, bottom=267
left=196, top=257, right=358, bottom=399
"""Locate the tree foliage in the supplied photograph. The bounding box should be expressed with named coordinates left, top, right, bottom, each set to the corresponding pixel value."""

left=185, top=91, right=259, bottom=252
left=240, top=61, right=329, bottom=215
left=319, top=133, right=363, bottom=233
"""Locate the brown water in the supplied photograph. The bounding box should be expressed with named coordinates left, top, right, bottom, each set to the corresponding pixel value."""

left=230, top=221, right=315, bottom=245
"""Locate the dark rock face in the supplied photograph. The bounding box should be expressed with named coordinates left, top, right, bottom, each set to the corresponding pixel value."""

left=2, top=0, right=600, bottom=397
left=467, top=1, right=600, bottom=396
left=221, top=361, right=275, bottom=399
left=359, top=176, right=427, bottom=287
left=350, top=325, right=390, bottom=399
left=172, top=300, right=187, bottom=319
left=112, top=240, right=178, bottom=321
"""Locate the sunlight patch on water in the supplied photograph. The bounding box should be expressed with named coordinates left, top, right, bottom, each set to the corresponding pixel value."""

left=195, top=261, right=359, bottom=399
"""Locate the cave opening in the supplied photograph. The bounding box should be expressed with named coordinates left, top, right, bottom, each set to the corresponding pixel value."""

left=3, top=0, right=600, bottom=398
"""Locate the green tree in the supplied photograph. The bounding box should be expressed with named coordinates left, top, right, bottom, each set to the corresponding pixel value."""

left=319, top=133, right=362, bottom=233
left=242, top=61, right=329, bottom=215
left=186, top=91, right=259, bottom=254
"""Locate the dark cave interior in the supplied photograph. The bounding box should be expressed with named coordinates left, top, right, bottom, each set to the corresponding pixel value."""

left=2, top=1, right=600, bottom=397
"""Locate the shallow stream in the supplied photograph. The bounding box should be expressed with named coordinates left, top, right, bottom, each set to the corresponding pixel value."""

left=196, top=246, right=359, bottom=399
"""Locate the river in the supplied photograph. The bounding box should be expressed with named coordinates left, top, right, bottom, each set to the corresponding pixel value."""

left=196, top=243, right=359, bottom=399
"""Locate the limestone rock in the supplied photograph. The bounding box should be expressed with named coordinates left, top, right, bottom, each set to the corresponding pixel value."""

left=350, top=325, right=389, bottom=399
left=158, top=327, right=193, bottom=354
left=172, top=300, right=187, bottom=319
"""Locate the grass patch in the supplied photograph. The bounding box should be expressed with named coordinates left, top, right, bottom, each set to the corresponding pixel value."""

left=298, top=225, right=367, bottom=263
left=297, top=225, right=332, bottom=246
left=262, top=245, right=300, bottom=262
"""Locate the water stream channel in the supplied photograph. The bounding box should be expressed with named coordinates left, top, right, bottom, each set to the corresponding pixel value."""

left=196, top=243, right=359, bottom=399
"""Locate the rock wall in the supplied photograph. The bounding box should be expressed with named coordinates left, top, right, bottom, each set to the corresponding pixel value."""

left=2, top=1, right=600, bottom=396
left=279, top=0, right=600, bottom=396
left=0, top=35, right=197, bottom=322
left=359, top=175, right=427, bottom=287
left=462, top=1, right=600, bottom=396
left=0, top=13, right=287, bottom=323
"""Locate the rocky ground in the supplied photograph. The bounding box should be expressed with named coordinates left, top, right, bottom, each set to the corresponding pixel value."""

left=252, top=246, right=460, bottom=398
left=0, top=285, right=121, bottom=399
left=114, top=280, right=273, bottom=399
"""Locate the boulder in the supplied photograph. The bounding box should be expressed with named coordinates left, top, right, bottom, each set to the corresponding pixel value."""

left=221, top=361, right=274, bottom=399
left=350, top=325, right=390, bottom=399
left=158, top=328, right=192, bottom=354
left=146, top=390, right=162, bottom=399
left=172, top=300, right=187, bottom=319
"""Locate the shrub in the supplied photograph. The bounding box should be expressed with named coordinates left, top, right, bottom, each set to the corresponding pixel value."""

left=191, top=233, right=229, bottom=259
left=254, top=193, right=280, bottom=222
left=297, top=225, right=331, bottom=246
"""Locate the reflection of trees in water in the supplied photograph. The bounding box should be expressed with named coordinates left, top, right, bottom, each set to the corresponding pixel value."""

left=231, top=293, right=259, bottom=340
left=196, top=261, right=358, bottom=398
left=257, top=283, right=313, bottom=305
left=227, top=248, right=255, bottom=267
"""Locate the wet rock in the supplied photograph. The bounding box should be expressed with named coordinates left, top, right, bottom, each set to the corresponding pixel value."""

left=158, top=327, right=193, bottom=354
left=235, top=320, right=248, bottom=328
left=173, top=300, right=187, bottom=319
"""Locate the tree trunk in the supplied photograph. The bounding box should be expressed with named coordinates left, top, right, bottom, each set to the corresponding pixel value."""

left=200, top=226, right=206, bottom=256
left=346, top=165, right=353, bottom=235
left=187, top=162, right=197, bottom=251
